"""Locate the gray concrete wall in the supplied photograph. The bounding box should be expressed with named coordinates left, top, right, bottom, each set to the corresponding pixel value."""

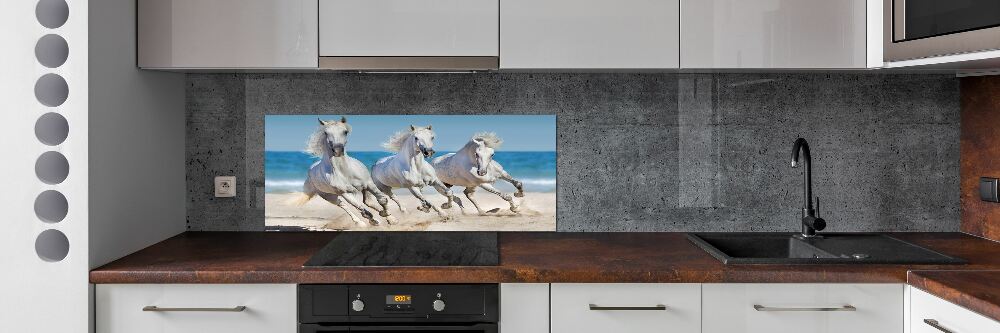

left=186, top=73, right=960, bottom=232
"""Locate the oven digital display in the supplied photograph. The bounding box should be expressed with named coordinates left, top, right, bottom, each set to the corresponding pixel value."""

left=386, top=295, right=412, bottom=305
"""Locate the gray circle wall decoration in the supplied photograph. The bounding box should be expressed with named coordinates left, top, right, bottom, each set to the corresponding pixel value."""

left=34, top=73, right=69, bottom=107
left=35, top=112, right=69, bottom=145
left=35, top=151, right=69, bottom=184
left=35, top=229, right=70, bottom=262
left=36, top=0, right=69, bottom=29
left=34, top=190, right=68, bottom=223
left=35, top=34, right=69, bottom=68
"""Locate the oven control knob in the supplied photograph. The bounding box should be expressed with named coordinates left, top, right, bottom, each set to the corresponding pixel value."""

left=432, top=299, right=446, bottom=312
left=351, top=299, right=365, bottom=312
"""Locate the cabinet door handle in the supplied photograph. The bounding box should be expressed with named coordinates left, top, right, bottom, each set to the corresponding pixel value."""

left=753, top=305, right=856, bottom=312
left=588, top=304, right=667, bottom=311
left=923, top=319, right=954, bottom=333
left=142, top=306, right=247, bottom=312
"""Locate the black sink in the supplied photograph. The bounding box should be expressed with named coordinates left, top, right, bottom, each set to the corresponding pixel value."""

left=687, top=233, right=965, bottom=265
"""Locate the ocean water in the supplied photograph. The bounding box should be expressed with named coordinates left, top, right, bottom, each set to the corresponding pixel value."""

left=265, top=151, right=556, bottom=194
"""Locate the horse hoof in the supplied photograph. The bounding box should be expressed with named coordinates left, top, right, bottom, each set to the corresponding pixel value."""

left=379, top=210, right=390, bottom=217
left=486, top=208, right=501, bottom=214
left=514, top=192, right=525, bottom=198
left=385, top=216, right=398, bottom=225
left=510, top=205, right=520, bottom=213
left=441, top=202, right=452, bottom=209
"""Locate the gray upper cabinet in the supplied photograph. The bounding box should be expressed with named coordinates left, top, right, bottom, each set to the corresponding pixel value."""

left=134, top=0, right=883, bottom=70
left=138, top=0, right=318, bottom=69
left=501, top=0, right=680, bottom=69
left=680, top=0, right=879, bottom=69
left=317, top=0, right=500, bottom=70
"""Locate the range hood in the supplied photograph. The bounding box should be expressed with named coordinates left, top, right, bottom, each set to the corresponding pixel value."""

left=318, top=56, right=499, bottom=72
left=318, top=0, right=500, bottom=72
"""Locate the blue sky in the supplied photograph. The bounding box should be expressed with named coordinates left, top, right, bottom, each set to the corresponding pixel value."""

left=265, top=115, right=557, bottom=152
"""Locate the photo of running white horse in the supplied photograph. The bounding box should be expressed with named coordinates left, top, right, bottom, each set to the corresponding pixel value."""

left=264, top=115, right=555, bottom=231
left=290, top=117, right=396, bottom=227
left=432, top=133, right=525, bottom=215
left=371, top=125, right=464, bottom=216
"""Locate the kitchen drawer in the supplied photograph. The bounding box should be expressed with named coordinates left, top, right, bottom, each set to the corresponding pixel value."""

left=96, top=284, right=296, bottom=333
left=910, top=287, right=1000, bottom=333
left=550, top=283, right=701, bottom=333
left=703, top=283, right=903, bottom=333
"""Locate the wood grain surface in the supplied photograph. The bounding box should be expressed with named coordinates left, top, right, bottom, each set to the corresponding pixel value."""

left=961, top=76, right=1000, bottom=241
left=909, top=270, right=1000, bottom=322
left=90, top=232, right=1000, bottom=284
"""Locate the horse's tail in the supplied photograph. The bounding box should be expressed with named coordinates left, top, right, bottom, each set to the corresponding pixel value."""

left=286, top=192, right=315, bottom=206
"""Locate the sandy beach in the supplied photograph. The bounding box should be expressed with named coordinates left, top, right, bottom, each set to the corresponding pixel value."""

left=265, top=190, right=556, bottom=231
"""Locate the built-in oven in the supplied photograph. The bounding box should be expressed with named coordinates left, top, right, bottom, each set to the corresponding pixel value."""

left=299, top=284, right=498, bottom=333
left=885, top=0, right=1000, bottom=61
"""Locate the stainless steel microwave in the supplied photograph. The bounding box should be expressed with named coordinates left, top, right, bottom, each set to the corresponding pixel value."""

left=885, top=0, right=1000, bottom=62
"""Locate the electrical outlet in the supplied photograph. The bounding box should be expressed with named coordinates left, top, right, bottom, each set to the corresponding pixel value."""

left=981, top=177, right=999, bottom=202
left=215, top=176, right=236, bottom=198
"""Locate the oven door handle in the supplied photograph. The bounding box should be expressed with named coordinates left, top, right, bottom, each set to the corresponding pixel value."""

left=300, top=323, right=497, bottom=332
left=350, top=324, right=496, bottom=332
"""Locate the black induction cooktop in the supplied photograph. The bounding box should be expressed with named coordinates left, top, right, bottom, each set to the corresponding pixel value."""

left=304, top=232, right=499, bottom=267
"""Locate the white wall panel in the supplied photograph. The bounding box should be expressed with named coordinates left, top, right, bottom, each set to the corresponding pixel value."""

left=0, top=0, right=90, bottom=332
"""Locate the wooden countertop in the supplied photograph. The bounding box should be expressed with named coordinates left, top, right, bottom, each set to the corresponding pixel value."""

left=89, top=232, right=1000, bottom=321
left=908, top=270, right=1000, bottom=322
left=90, top=232, right=1000, bottom=284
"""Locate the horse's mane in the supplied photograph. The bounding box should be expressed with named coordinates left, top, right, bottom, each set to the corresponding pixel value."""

left=382, top=127, right=435, bottom=152
left=381, top=130, right=410, bottom=152
left=305, top=126, right=327, bottom=157
left=472, top=132, right=503, bottom=149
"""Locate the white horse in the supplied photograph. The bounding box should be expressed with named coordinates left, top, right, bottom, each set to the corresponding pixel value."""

left=291, top=117, right=395, bottom=227
left=371, top=125, right=463, bottom=216
left=432, top=132, right=525, bottom=215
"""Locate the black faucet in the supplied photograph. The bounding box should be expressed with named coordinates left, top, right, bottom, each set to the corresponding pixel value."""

left=791, top=138, right=826, bottom=237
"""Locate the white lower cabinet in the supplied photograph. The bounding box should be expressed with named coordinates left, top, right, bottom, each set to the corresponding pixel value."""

left=702, top=283, right=904, bottom=333
left=95, top=282, right=1000, bottom=333
left=500, top=283, right=549, bottom=333
left=95, top=284, right=296, bottom=333
left=551, top=283, right=701, bottom=333
left=910, top=287, right=1000, bottom=333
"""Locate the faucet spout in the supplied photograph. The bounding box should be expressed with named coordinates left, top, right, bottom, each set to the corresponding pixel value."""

left=791, top=138, right=813, bottom=212
left=791, top=138, right=825, bottom=237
